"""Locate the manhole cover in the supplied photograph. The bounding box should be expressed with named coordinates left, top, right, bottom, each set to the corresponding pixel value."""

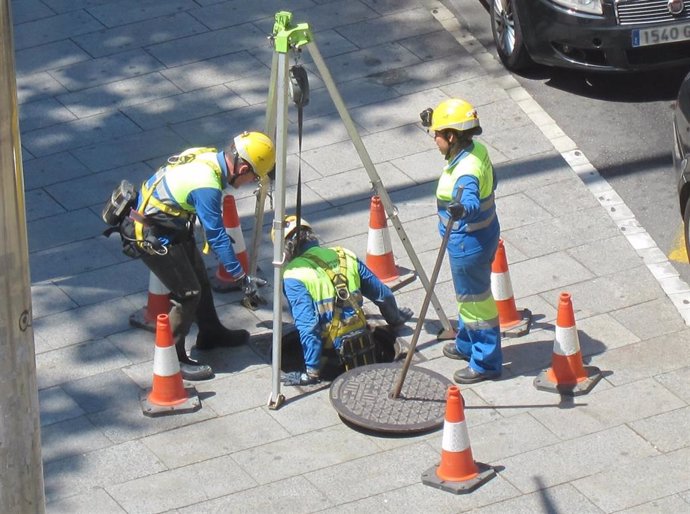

left=329, top=363, right=452, bottom=434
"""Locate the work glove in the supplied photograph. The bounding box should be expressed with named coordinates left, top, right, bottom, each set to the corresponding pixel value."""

left=448, top=201, right=465, bottom=221
left=241, top=275, right=267, bottom=310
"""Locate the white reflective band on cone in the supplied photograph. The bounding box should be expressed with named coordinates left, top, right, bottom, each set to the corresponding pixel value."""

left=553, top=326, right=580, bottom=356
left=149, top=273, right=169, bottom=295
left=226, top=226, right=246, bottom=253
left=367, top=227, right=392, bottom=255
left=441, top=419, right=471, bottom=452
left=153, top=346, right=181, bottom=376
left=490, top=271, right=513, bottom=301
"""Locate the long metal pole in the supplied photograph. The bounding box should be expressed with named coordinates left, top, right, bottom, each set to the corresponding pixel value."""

left=268, top=52, right=289, bottom=409
left=0, top=1, right=47, bottom=511
left=306, top=42, right=453, bottom=332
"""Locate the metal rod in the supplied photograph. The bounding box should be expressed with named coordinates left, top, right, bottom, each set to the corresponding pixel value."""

left=390, top=189, right=461, bottom=399
left=306, top=41, right=453, bottom=332
left=0, top=0, right=46, bottom=511
left=268, top=51, right=290, bottom=409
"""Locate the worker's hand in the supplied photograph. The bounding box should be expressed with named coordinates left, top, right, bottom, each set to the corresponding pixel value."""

left=448, top=201, right=465, bottom=221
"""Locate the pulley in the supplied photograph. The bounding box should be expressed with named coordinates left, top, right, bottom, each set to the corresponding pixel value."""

left=289, top=64, right=309, bottom=108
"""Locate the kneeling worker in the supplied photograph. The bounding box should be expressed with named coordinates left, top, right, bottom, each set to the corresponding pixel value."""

left=276, top=215, right=413, bottom=386
left=121, top=131, right=275, bottom=380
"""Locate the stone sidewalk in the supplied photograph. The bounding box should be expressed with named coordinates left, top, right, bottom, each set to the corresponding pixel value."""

left=10, top=0, right=690, bottom=512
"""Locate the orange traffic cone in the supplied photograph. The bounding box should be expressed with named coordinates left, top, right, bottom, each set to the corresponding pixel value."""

left=422, top=385, right=495, bottom=494
left=534, top=292, right=602, bottom=396
left=366, top=195, right=399, bottom=283
left=212, top=194, right=249, bottom=293
left=491, top=239, right=531, bottom=337
left=140, top=314, right=201, bottom=417
left=129, top=271, right=171, bottom=333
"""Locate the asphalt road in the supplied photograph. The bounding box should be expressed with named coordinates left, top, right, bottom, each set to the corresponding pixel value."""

left=444, top=0, right=690, bottom=285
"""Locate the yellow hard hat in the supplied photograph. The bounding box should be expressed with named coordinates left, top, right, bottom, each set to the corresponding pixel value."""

left=428, top=98, right=481, bottom=133
left=271, top=215, right=312, bottom=243
left=233, top=131, right=276, bottom=178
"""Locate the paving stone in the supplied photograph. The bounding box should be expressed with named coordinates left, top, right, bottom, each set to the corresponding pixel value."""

left=141, top=407, right=291, bottom=468
left=611, top=299, right=687, bottom=341
left=107, top=454, right=258, bottom=514
left=73, top=12, right=208, bottom=58
left=13, top=11, right=104, bottom=50
left=16, top=70, right=70, bottom=104
left=28, top=207, right=105, bottom=252
left=177, top=475, right=332, bottom=514
left=87, top=0, right=198, bottom=27
left=628, top=406, right=690, bottom=453
left=31, top=282, right=79, bottom=319
left=22, top=152, right=93, bottom=190
left=49, top=50, right=165, bottom=93
left=466, top=483, right=603, bottom=513
left=42, top=441, right=167, bottom=503
left=146, top=23, right=267, bottom=67
left=39, top=385, right=85, bottom=427
left=160, top=51, right=269, bottom=92
left=260, top=0, right=379, bottom=33
left=484, top=123, right=554, bottom=161
left=11, top=0, right=56, bottom=24
left=337, top=8, right=439, bottom=49
left=15, top=39, right=91, bottom=76
left=35, top=338, right=133, bottom=389
left=29, top=237, right=128, bottom=284
left=493, top=153, right=573, bottom=197
left=567, top=234, right=645, bottom=277
left=590, top=331, right=690, bottom=386
left=45, top=487, right=126, bottom=514
left=616, top=494, right=690, bottom=514
left=304, top=442, right=439, bottom=504
left=494, top=191, right=553, bottom=232
left=25, top=189, right=66, bottom=222
left=231, top=423, right=383, bottom=485
left=654, top=366, right=690, bottom=404
left=40, top=415, right=112, bottom=463
left=189, top=0, right=314, bottom=30
left=56, top=73, right=182, bottom=118
left=572, top=447, right=690, bottom=512
left=505, top=251, right=594, bottom=298
left=120, top=85, right=249, bottom=130
left=21, top=111, right=141, bottom=157
left=531, top=378, right=684, bottom=440
left=19, top=96, right=77, bottom=132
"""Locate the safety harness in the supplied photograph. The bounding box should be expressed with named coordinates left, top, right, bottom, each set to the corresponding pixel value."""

left=302, top=248, right=374, bottom=370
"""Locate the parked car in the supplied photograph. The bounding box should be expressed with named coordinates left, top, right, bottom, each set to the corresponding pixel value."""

left=491, top=0, right=690, bottom=72
left=674, top=70, right=690, bottom=258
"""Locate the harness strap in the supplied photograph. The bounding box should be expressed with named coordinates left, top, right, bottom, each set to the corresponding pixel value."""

left=302, top=248, right=367, bottom=345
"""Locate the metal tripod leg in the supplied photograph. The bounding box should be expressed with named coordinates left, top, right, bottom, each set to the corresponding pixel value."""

left=267, top=51, right=289, bottom=410
left=305, top=41, right=453, bottom=333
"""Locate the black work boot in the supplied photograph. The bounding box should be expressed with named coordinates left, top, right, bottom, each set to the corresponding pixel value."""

left=178, top=356, right=214, bottom=381
left=195, top=327, right=250, bottom=350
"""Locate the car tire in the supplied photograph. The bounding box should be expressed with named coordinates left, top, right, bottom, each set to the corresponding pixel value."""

left=683, top=198, right=690, bottom=262
left=490, top=0, right=532, bottom=72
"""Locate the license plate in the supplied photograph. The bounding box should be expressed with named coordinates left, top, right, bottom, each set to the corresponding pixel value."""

left=632, top=23, right=690, bottom=47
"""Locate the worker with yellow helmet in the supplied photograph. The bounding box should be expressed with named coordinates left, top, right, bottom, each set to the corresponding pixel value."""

left=420, top=98, right=502, bottom=384
left=119, top=131, right=275, bottom=381
left=274, top=215, right=413, bottom=386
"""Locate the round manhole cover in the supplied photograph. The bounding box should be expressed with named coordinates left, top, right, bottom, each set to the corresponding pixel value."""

left=329, top=363, right=452, bottom=434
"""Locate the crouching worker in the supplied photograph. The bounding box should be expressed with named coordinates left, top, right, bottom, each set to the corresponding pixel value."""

left=119, top=131, right=276, bottom=381
left=276, top=215, right=413, bottom=386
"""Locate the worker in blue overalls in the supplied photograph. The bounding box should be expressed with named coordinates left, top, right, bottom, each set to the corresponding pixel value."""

left=420, top=98, right=502, bottom=384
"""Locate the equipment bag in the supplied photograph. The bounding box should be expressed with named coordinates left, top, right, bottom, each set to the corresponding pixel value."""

left=101, top=180, right=138, bottom=226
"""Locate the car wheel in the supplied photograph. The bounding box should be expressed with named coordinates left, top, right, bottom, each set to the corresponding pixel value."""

left=490, top=0, right=532, bottom=72
left=683, top=198, right=690, bottom=262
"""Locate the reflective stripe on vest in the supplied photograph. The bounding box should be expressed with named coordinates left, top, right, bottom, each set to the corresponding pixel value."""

left=456, top=285, right=499, bottom=330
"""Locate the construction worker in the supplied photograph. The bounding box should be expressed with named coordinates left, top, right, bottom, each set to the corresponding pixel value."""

left=120, top=131, right=275, bottom=381
left=275, top=216, right=413, bottom=386
left=419, top=98, right=502, bottom=384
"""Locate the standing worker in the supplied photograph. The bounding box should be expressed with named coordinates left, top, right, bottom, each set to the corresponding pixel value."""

left=419, top=99, right=502, bottom=384
left=276, top=215, right=413, bottom=386
left=118, top=131, right=275, bottom=380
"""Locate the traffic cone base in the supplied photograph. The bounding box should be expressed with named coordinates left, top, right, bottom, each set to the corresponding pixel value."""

left=500, top=307, right=532, bottom=338
left=422, top=385, right=496, bottom=494
left=422, top=461, right=496, bottom=495
left=534, top=365, right=602, bottom=397
left=140, top=314, right=201, bottom=417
